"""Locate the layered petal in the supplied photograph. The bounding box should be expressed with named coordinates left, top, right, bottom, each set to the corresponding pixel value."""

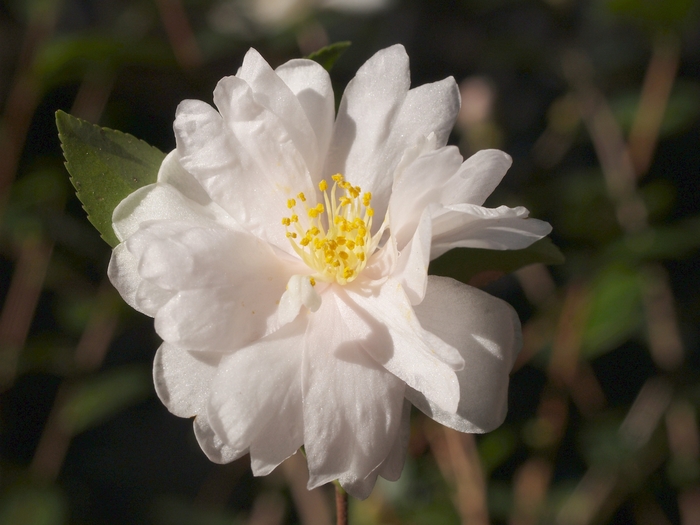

left=430, top=204, right=553, bottom=259
left=302, top=291, right=405, bottom=495
left=408, top=276, right=521, bottom=433
left=174, top=93, right=314, bottom=252
left=193, top=416, right=244, bottom=464
left=207, top=319, right=306, bottom=471
left=125, top=221, right=302, bottom=351
left=345, top=280, right=463, bottom=413
left=325, top=45, right=459, bottom=224
left=153, top=342, right=220, bottom=418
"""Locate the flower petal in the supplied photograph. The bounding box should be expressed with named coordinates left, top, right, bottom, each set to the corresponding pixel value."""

left=389, top=145, right=463, bottom=248
left=430, top=204, right=553, bottom=259
left=193, top=415, right=245, bottom=464
left=393, top=207, right=432, bottom=304
left=207, top=319, right=305, bottom=463
left=326, top=46, right=459, bottom=224
left=346, top=279, right=463, bottom=413
left=153, top=342, right=220, bottom=418
left=157, top=149, right=212, bottom=206
left=174, top=96, right=312, bottom=252
left=108, top=243, right=144, bottom=314
left=278, top=274, right=322, bottom=324
left=408, top=276, right=521, bottom=433
left=442, top=149, right=513, bottom=207
left=275, top=58, right=335, bottom=176
left=302, top=291, right=405, bottom=493
left=237, top=48, right=320, bottom=176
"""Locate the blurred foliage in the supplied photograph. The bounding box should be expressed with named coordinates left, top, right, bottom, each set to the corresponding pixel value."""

left=0, top=0, right=699, bottom=524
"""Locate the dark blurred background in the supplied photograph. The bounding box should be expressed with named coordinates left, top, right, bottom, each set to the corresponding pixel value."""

left=1, top=0, right=699, bottom=524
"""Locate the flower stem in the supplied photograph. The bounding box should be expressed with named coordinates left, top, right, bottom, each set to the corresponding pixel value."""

left=334, top=481, right=348, bottom=525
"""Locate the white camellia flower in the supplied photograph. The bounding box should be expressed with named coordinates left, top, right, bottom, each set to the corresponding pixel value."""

left=108, top=45, right=551, bottom=499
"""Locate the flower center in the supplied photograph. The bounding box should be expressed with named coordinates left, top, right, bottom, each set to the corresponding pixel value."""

left=282, top=174, right=377, bottom=285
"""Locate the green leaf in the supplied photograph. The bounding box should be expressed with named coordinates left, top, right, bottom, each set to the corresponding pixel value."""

left=56, top=110, right=165, bottom=247
left=59, top=365, right=151, bottom=434
left=428, top=237, right=565, bottom=284
left=306, top=41, right=351, bottom=71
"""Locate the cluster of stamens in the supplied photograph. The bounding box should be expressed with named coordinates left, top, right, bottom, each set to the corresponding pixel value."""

left=282, top=174, right=375, bottom=285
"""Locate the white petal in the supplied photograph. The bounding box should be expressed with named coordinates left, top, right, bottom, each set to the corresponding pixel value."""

left=193, top=415, right=245, bottom=464
left=126, top=221, right=297, bottom=292
left=339, top=398, right=411, bottom=499
left=345, top=280, right=463, bottom=413
left=108, top=243, right=145, bottom=314
left=133, top=279, right=175, bottom=316
left=237, top=49, right=319, bottom=176
left=393, top=206, right=432, bottom=305
left=174, top=97, right=312, bottom=252
left=278, top=274, right=322, bottom=324
left=430, top=204, right=553, bottom=259
left=389, top=145, right=463, bottom=248
left=153, top=342, right=220, bottom=418
left=112, top=182, right=227, bottom=243
left=157, top=149, right=212, bottom=206
left=275, top=58, right=335, bottom=175
left=324, top=45, right=410, bottom=219
left=207, top=319, right=305, bottom=459
left=443, top=149, right=513, bottom=207
left=408, top=276, right=521, bottom=433
left=302, top=291, right=405, bottom=492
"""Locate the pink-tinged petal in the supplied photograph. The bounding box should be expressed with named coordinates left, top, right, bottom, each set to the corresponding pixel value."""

left=126, top=221, right=299, bottom=292
left=157, top=149, right=212, bottom=206
left=278, top=275, right=322, bottom=325
left=237, top=49, right=320, bottom=176
left=393, top=207, right=432, bottom=305
left=207, top=319, right=305, bottom=460
left=249, top=415, right=304, bottom=476
left=302, top=291, right=405, bottom=492
left=408, top=276, right=521, bottom=433
left=346, top=279, right=463, bottom=412
left=389, top=145, right=463, bottom=248
left=153, top=342, right=220, bottom=418
left=430, top=204, right=553, bottom=259
left=193, top=416, right=245, bottom=464
left=275, top=59, right=335, bottom=175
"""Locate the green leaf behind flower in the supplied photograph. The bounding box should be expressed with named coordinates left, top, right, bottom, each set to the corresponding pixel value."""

left=56, top=110, right=164, bottom=247
left=429, top=237, right=565, bottom=285
left=306, top=41, right=351, bottom=71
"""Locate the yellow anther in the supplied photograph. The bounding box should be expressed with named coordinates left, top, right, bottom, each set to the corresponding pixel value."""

left=282, top=172, right=375, bottom=285
left=309, top=277, right=316, bottom=286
